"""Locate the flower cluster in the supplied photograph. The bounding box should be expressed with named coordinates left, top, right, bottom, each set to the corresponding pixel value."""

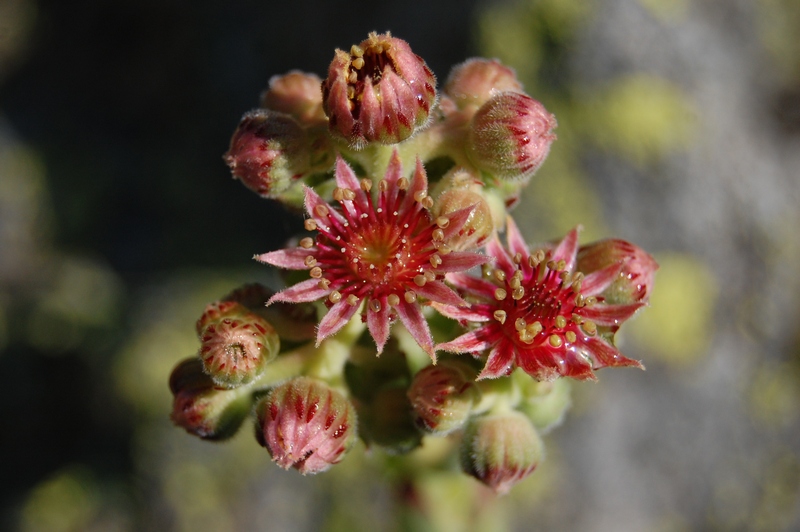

left=169, top=32, right=657, bottom=494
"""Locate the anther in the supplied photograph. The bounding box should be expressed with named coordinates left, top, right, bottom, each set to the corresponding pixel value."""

left=397, top=177, right=409, bottom=190
left=421, top=196, right=434, bottom=209
left=556, top=259, right=566, bottom=271
left=332, top=187, right=344, bottom=201
left=585, top=296, right=597, bottom=306
left=314, top=204, right=329, bottom=217
left=534, top=250, right=545, bottom=264
left=378, top=179, right=388, bottom=192
left=352, top=57, right=365, bottom=70
left=318, top=279, right=331, bottom=290
left=430, top=254, right=442, bottom=268
left=369, top=299, right=382, bottom=312
left=404, top=290, right=417, bottom=304
left=546, top=260, right=556, bottom=271
left=414, top=274, right=427, bottom=287
left=329, top=291, right=342, bottom=304
left=437, top=243, right=452, bottom=255
left=515, top=318, right=527, bottom=331
left=413, top=190, right=426, bottom=202
left=494, top=288, right=507, bottom=300
left=343, top=188, right=356, bottom=201
left=310, top=266, right=323, bottom=278
left=432, top=228, right=445, bottom=241
left=304, top=256, right=317, bottom=267
left=575, top=294, right=585, bottom=307
left=347, top=86, right=355, bottom=100
left=350, top=44, right=364, bottom=57
left=549, top=334, right=563, bottom=348
left=387, top=294, right=400, bottom=306
left=513, top=252, right=523, bottom=264
left=304, top=219, right=317, bottom=231
left=346, top=294, right=359, bottom=306
left=299, top=237, right=314, bottom=249
left=360, top=179, right=372, bottom=192
left=571, top=314, right=583, bottom=324
left=555, top=316, right=567, bottom=329
left=512, top=287, right=524, bottom=300
left=424, top=270, right=436, bottom=282
left=571, top=280, right=582, bottom=292
left=527, top=321, right=543, bottom=336
left=348, top=71, right=358, bottom=84
left=493, top=310, right=507, bottom=324
left=509, top=277, right=521, bottom=290
left=565, top=331, right=577, bottom=343
left=493, top=270, right=506, bottom=283
left=582, top=320, right=597, bottom=336
left=436, top=216, right=450, bottom=228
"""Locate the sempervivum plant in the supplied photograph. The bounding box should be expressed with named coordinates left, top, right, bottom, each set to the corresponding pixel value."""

left=168, top=31, right=657, bottom=501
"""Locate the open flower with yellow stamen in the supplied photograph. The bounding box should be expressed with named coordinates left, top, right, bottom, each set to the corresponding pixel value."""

left=435, top=218, right=649, bottom=381
left=256, top=151, right=488, bottom=359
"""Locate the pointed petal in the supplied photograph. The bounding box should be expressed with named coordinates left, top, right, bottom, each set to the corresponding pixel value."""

left=395, top=299, right=436, bottom=361
left=551, top=226, right=581, bottom=271
left=436, top=251, right=490, bottom=272
left=505, top=216, right=529, bottom=258
left=268, top=278, right=329, bottom=304
left=414, top=280, right=466, bottom=307
left=430, top=301, right=491, bottom=322
left=580, top=263, right=623, bottom=296
left=383, top=150, right=403, bottom=205
left=437, top=327, right=494, bottom=354
left=304, top=185, right=347, bottom=229
left=486, top=233, right=515, bottom=275
left=400, top=158, right=428, bottom=214
left=445, top=272, right=497, bottom=298
left=366, top=295, right=391, bottom=354
left=334, top=155, right=361, bottom=190
left=580, top=302, right=644, bottom=327
left=440, top=205, right=476, bottom=241
left=581, top=336, right=644, bottom=370
left=516, top=346, right=570, bottom=382
left=316, top=299, right=361, bottom=344
left=254, top=247, right=312, bottom=270
left=478, top=341, right=515, bottom=380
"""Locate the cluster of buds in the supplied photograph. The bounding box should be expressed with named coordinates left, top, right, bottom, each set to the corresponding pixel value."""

left=170, top=32, right=658, bottom=493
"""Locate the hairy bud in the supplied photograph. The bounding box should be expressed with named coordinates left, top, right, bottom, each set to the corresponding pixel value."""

left=577, top=239, right=659, bottom=305
left=260, top=71, right=326, bottom=125
left=444, top=58, right=522, bottom=111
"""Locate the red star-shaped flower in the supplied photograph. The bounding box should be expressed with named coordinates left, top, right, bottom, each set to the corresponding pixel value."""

left=256, top=151, right=488, bottom=359
left=435, top=218, right=648, bottom=381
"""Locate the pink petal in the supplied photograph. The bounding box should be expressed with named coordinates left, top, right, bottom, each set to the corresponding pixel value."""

left=268, top=278, right=329, bottom=305
left=254, top=248, right=311, bottom=270
left=580, top=302, right=644, bottom=327
left=316, top=299, right=361, bottom=345
left=440, top=205, right=476, bottom=241
left=366, top=295, right=391, bottom=354
left=437, top=328, right=493, bottom=354
left=505, top=216, right=529, bottom=258
left=581, top=336, right=644, bottom=370
left=551, top=226, right=581, bottom=271
left=478, top=341, right=515, bottom=380
left=429, top=301, right=490, bottom=322
left=580, top=263, right=623, bottom=296
left=414, top=280, right=466, bottom=307
left=304, top=186, right=347, bottom=229
left=400, top=158, right=428, bottom=214
left=436, top=251, right=490, bottom=273
left=486, top=233, right=515, bottom=275
left=516, top=346, right=569, bottom=382
left=395, top=299, right=436, bottom=361
left=382, top=150, right=403, bottom=208
left=444, top=272, right=497, bottom=298
left=334, top=155, right=361, bottom=191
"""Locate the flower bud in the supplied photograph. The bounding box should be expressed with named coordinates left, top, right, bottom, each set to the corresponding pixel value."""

left=467, top=92, right=557, bottom=183
left=255, top=377, right=357, bottom=474
left=169, top=358, right=253, bottom=440
left=322, top=32, right=437, bottom=148
left=444, top=58, right=522, bottom=111
left=460, top=411, right=544, bottom=494
left=196, top=301, right=280, bottom=388
left=434, top=172, right=495, bottom=251
left=577, top=239, right=659, bottom=304
left=407, top=360, right=480, bottom=435
left=260, top=71, right=326, bottom=125
left=224, top=109, right=311, bottom=198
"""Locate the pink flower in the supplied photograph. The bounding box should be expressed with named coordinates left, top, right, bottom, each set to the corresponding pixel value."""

left=256, top=152, right=488, bottom=359
left=322, top=32, right=437, bottom=148
left=436, top=218, right=646, bottom=381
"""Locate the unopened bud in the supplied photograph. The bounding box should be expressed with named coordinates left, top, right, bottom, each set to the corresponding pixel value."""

left=434, top=179, right=494, bottom=251
left=408, top=360, right=480, bottom=435
left=444, top=58, right=522, bottom=111
left=169, top=358, right=253, bottom=440
left=224, top=109, right=311, bottom=198
left=255, top=377, right=357, bottom=474
left=322, top=32, right=437, bottom=148
left=467, top=92, right=557, bottom=183
left=197, top=301, right=279, bottom=388
left=460, top=411, right=544, bottom=494
left=260, top=71, right=326, bottom=125
left=577, top=239, right=659, bottom=304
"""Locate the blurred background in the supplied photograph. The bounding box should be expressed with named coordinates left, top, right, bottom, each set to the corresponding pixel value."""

left=1, top=0, right=799, bottom=530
